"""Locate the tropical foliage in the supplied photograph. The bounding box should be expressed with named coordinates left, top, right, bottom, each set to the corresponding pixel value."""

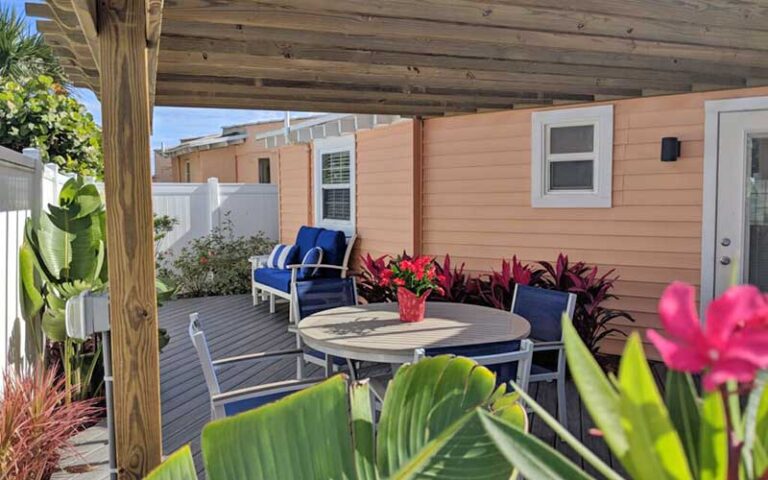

left=0, top=75, right=103, bottom=178
left=0, top=7, right=65, bottom=84
left=20, top=177, right=170, bottom=401
left=0, top=364, right=101, bottom=480
left=158, top=213, right=274, bottom=297
left=147, top=356, right=532, bottom=480
left=502, top=282, right=768, bottom=480
left=359, top=252, right=633, bottom=355
left=378, top=254, right=443, bottom=295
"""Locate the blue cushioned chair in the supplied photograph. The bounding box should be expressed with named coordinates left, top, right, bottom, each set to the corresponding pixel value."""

left=414, top=339, right=534, bottom=393
left=189, top=313, right=321, bottom=420
left=251, top=226, right=357, bottom=323
left=511, top=284, right=577, bottom=425
left=292, top=275, right=359, bottom=379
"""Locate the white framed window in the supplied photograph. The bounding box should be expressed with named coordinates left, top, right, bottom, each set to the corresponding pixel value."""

left=531, top=105, right=613, bottom=208
left=313, top=135, right=355, bottom=234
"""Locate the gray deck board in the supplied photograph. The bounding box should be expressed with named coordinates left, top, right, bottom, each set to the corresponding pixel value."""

left=59, top=294, right=666, bottom=478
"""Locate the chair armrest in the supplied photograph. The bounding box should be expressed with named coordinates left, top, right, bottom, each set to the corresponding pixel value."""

left=211, top=378, right=324, bottom=405
left=212, top=348, right=303, bottom=367
left=286, top=263, right=349, bottom=272
left=531, top=340, right=564, bottom=352
left=250, top=255, right=270, bottom=269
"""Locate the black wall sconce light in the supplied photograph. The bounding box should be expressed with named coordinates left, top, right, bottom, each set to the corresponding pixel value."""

left=661, top=137, right=681, bottom=162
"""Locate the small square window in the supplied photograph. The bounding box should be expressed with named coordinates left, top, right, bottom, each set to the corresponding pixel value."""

left=531, top=105, right=613, bottom=208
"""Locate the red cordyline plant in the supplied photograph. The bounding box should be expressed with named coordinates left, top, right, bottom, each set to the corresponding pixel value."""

left=537, top=253, right=634, bottom=355
left=431, top=254, right=471, bottom=303
left=476, top=256, right=543, bottom=310
left=0, top=364, right=102, bottom=480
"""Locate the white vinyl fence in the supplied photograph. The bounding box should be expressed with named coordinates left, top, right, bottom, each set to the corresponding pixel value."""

left=148, top=178, right=278, bottom=258
left=0, top=146, right=76, bottom=372
left=1, top=150, right=278, bottom=372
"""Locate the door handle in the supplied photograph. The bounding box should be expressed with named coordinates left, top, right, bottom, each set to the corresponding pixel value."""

left=720, top=256, right=732, bottom=265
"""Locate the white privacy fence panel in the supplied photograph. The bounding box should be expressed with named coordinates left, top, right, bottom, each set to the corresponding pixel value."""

left=151, top=178, right=278, bottom=258
left=0, top=147, right=74, bottom=372
left=2, top=165, right=278, bottom=372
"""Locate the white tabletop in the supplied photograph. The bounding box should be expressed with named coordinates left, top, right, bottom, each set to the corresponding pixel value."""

left=298, top=302, right=530, bottom=364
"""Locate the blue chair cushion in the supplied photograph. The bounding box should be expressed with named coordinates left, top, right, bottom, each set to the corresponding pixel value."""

left=266, top=244, right=298, bottom=269
left=304, top=347, right=347, bottom=366
left=223, top=390, right=293, bottom=417
left=253, top=268, right=292, bottom=293
left=425, top=340, right=522, bottom=386
left=295, top=226, right=324, bottom=261
left=315, top=229, right=347, bottom=277
left=300, top=246, right=323, bottom=278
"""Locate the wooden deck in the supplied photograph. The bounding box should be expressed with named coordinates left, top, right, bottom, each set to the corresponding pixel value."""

left=58, top=294, right=666, bottom=478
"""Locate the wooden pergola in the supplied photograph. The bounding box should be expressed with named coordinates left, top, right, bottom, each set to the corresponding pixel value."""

left=26, top=0, right=768, bottom=477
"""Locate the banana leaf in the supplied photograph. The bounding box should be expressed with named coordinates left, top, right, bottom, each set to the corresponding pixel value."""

left=179, top=356, right=527, bottom=480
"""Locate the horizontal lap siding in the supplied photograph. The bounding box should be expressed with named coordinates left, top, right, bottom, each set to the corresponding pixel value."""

left=278, top=144, right=311, bottom=243
left=421, top=86, right=768, bottom=355
left=354, top=121, right=414, bottom=265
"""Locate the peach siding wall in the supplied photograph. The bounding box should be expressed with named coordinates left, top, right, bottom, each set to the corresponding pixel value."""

left=278, top=143, right=312, bottom=242
left=355, top=121, right=415, bottom=262
left=421, top=86, right=768, bottom=354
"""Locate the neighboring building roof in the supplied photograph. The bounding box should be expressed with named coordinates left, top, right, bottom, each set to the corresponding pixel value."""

left=254, top=113, right=403, bottom=148
left=158, top=131, right=249, bottom=157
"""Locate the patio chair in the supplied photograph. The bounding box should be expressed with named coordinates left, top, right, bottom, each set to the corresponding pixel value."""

left=251, top=226, right=357, bottom=323
left=291, top=275, right=359, bottom=379
left=511, top=284, right=577, bottom=425
left=413, top=339, right=534, bottom=393
left=188, top=313, right=321, bottom=420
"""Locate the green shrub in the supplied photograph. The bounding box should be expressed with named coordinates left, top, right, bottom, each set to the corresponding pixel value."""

left=160, top=213, right=274, bottom=297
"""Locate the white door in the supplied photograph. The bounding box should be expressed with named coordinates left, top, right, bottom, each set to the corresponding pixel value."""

left=714, top=109, right=768, bottom=296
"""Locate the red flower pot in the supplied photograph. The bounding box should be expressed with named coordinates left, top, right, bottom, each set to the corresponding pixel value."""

left=397, top=288, right=431, bottom=322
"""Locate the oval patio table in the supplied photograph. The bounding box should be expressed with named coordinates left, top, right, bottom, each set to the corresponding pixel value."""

left=297, top=302, right=531, bottom=365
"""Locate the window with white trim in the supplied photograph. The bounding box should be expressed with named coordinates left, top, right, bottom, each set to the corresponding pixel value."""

left=531, top=105, right=613, bottom=208
left=313, top=135, right=355, bottom=234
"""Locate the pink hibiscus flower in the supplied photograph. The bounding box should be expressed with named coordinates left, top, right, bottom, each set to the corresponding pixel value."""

left=648, top=282, right=768, bottom=391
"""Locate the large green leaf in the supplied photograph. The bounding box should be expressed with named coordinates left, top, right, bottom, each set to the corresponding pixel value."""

left=511, top=381, right=622, bottom=480
left=201, top=375, right=359, bottom=480
left=36, top=212, right=73, bottom=278
left=742, top=371, right=767, bottom=476
left=71, top=183, right=102, bottom=219
left=350, top=380, right=377, bottom=480
left=393, top=410, right=515, bottom=480
left=562, top=317, right=630, bottom=469
left=479, top=411, right=594, bottom=480
left=699, top=392, right=727, bottom=480
left=19, top=241, right=43, bottom=322
left=145, top=445, right=198, bottom=480
left=618, top=335, right=693, bottom=480
left=665, top=371, right=701, bottom=473
left=376, top=356, right=496, bottom=476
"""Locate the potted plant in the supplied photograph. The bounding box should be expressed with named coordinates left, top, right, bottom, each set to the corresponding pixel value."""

left=379, top=255, right=443, bottom=322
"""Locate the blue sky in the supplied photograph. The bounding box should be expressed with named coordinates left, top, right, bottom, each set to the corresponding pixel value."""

left=8, top=0, right=315, bottom=172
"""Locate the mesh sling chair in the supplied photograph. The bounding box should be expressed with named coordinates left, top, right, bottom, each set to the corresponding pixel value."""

left=291, top=273, right=359, bottom=379
left=189, top=313, right=321, bottom=420
left=413, top=339, right=534, bottom=393
left=511, top=284, right=577, bottom=425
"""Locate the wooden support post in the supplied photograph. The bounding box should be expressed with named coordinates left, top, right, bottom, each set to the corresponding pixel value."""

left=98, top=0, right=162, bottom=477
left=411, top=117, right=423, bottom=256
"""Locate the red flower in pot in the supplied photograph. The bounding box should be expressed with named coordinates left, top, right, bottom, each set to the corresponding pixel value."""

left=383, top=255, right=443, bottom=322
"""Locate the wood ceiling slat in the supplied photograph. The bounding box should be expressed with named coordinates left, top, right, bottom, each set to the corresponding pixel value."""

left=165, top=0, right=768, bottom=48
left=26, top=0, right=768, bottom=115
